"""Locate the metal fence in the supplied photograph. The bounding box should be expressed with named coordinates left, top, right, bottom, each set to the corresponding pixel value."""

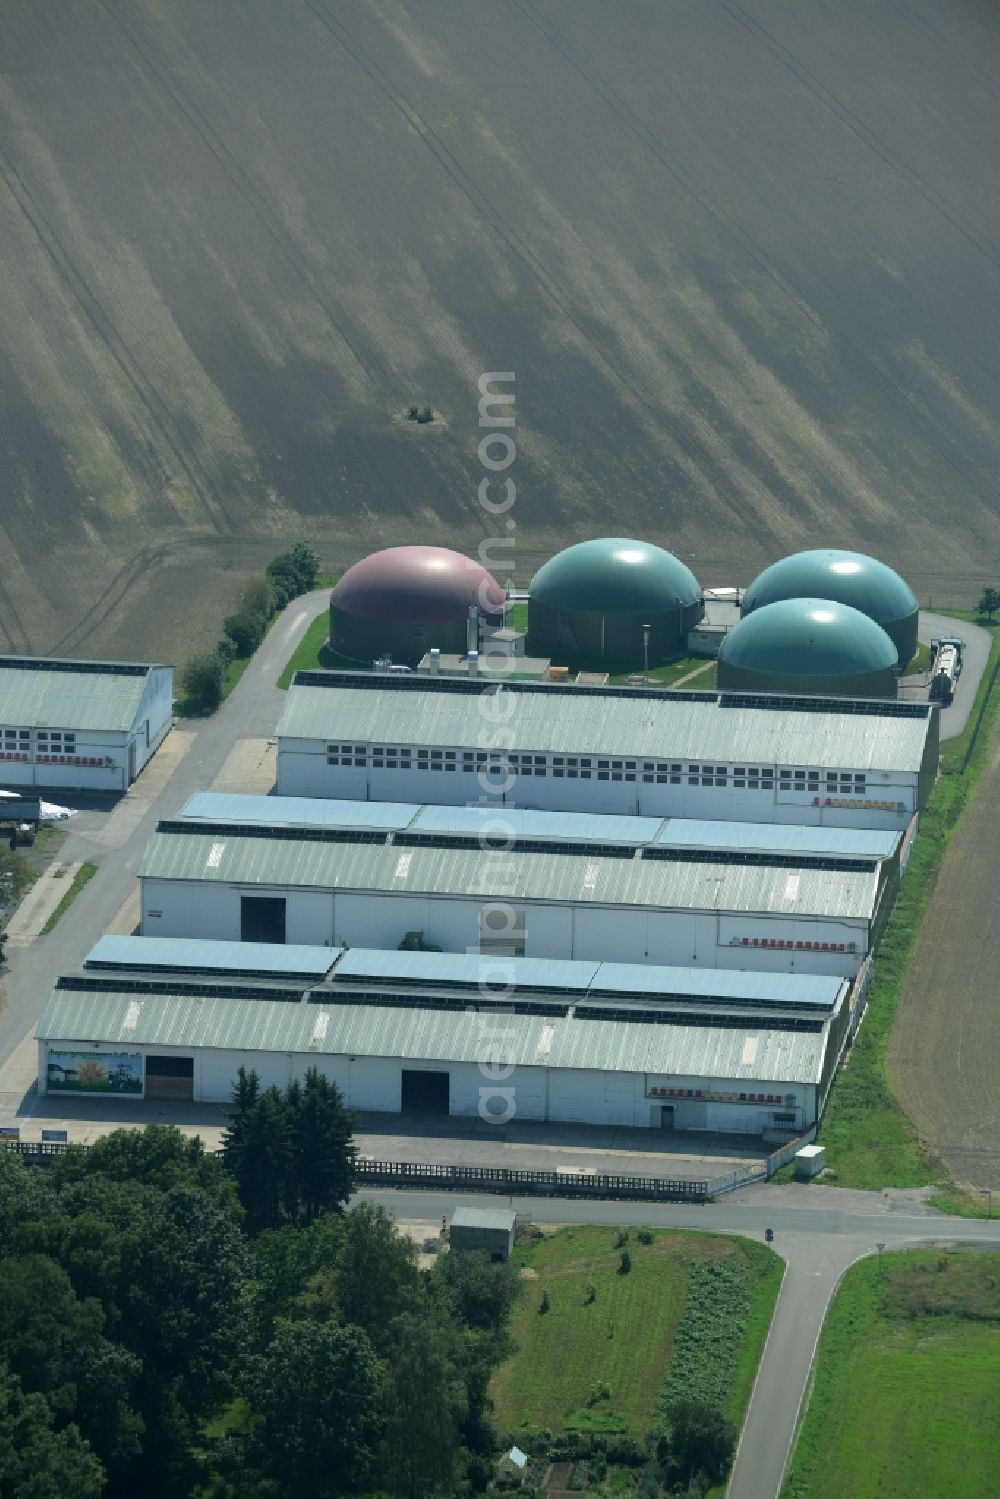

left=0, top=1136, right=773, bottom=1203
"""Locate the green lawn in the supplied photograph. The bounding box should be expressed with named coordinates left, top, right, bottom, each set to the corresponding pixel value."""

left=782, top=1249, right=1000, bottom=1499
left=492, top=1226, right=782, bottom=1441
left=41, top=862, right=97, bottom=934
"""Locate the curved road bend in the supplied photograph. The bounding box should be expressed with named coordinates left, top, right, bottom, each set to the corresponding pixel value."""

left=0, top=589, right=331, bottom=1069
left=360, top=1186, right=1000, bottom=1499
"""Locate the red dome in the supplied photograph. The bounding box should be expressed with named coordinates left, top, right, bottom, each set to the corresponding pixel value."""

left=331, top=546, right=504, bottom=623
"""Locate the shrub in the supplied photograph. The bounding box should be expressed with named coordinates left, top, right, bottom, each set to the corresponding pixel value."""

left=240, top=575, right=275, bottom=619
left=417, top=405, right=434, bottom=423
left=637, top=1227, right=654, bottom=1245
left=215, top=636, right=237, bottom=666
left=584, top=1283, right=596, bottom=1304
left=267, top=540, right=320, bottom=604
left=224, top=609, right=266, bottom=657
left=618, top=1249, right=632, bottom=1275
left=614, top=1228, right=630, bottom=1248
left=180, top=651, right=224, bottom=711
left=538, top=1289, right=550, bottom=1315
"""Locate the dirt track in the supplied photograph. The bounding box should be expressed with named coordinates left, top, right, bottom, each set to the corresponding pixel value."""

left=2, top=0, right=1000, bottom=660
left=888, top=729, right=1000, bottom=1191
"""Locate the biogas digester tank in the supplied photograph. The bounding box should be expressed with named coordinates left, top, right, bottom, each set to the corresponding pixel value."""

left=527, top=538, right=703, bottom=665
left=717, top=598, right=899, bottom=699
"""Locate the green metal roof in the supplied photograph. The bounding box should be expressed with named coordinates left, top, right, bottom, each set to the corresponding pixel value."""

left=0, top=658, right=166, bottom=733
left=277, top=680, right=933, bottom=774
left=719, top=600, right=898, bottom=676
left=139, top=826, right=879, bottom=919
left=743, top=550, right=918, bottom=625
left=530, top=539, right=701, bottom=614
left=36, top=986, right=828, bottom=1084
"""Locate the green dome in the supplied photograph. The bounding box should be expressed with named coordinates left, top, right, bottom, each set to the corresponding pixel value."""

left=720, top=598, right=898, bottom=679
left=743, top=549, right=918, bottom=664
left=530, top=538, right=701, bottom=615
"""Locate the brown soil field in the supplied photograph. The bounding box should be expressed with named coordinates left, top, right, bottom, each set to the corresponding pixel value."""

left=888, top=729, right=1000, bottom=1191
left=1, top=0, right=1000, bottom=662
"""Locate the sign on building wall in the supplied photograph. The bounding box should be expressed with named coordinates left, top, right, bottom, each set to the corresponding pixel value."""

left=46, top=1050, right=143, bottom=1096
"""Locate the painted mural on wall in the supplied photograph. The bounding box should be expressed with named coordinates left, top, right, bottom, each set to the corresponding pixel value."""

left=46, top=1050, right=143, bottom=1095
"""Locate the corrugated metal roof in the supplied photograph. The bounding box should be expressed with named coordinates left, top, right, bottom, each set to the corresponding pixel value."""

left=411, top=805, right=663, bottom=844
left=140, top=828, right=879, bottom=919
left=332, top=949, right=843, bottom=1009
left=277, top=680, right=932, bottom=773
left=180, top=792, right=419, bottom=830
left=36, top=987, right=827, bottom=1084
left=656, top=819, right=899, bottom=859
left=333, top=949, right=603, bottom=991
left=586, top=961, right=844, bottom=1007
left=85, top=935, right=337, bottom=977
left=0, top=659, right=163, bottom=733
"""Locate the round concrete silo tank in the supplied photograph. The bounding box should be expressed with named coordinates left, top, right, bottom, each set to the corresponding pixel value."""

left=741, top=549, right=919, bottom=667
left=717, top=597, right=899, bottom=698
left=329, top=545, right=504, bottom=666
left=527, top=538, right=703, bottom=665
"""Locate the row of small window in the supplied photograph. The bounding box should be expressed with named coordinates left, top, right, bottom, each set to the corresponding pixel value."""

left=325, top=745, right=869, bottom=792
left=2, top=728, right=76, bottom=748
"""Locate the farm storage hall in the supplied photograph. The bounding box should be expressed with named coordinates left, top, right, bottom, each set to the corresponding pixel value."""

left=136, top=802, right=898, bottom=977
left=36, top=943, right=856, bottom=1136
left=0, top=656, right=172, bottom=792
left=275, top=671, right=939, bottom=831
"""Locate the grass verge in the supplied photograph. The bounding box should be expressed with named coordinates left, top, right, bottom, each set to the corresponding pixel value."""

left=276, top=613, right=359, bottom=688
left=782, top=1249, right=1000, bottom=1499
left=811, top=617, right=1000, bottom=1190
left=40, top=862, right=97, bottom=935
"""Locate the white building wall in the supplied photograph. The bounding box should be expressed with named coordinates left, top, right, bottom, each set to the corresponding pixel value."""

left=129, top=667, right=173, bottom=779
left=142, top=879, right=867, bottom=977
left=0, top=728, right=130, bottom=792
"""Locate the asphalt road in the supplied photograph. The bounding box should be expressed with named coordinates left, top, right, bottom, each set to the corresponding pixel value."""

left=360, top=1184, right=1000, bottom=1499
left=0, top=589, right=329, bottom=1066
left=916, top=610, right=991, bottom=739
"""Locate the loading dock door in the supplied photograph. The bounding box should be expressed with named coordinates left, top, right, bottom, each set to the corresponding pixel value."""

left=401, top=1070, right=450, bottom=1113
left=660, top=1105, right=674, bottom=1130
left=145, top=1056, right=194, bottom=1101
left=241, top=895, right=286, bottom=944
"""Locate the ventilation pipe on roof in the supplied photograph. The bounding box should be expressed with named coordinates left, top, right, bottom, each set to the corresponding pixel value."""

left=429, top=647, right=440, bottom=675
left=468, top=650, right=479, bottom=677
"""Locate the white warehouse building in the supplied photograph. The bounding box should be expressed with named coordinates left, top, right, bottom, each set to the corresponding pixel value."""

left=0, top=656, right=172, bottom=792
left=36, top=942, right=857, bottom=1135
left=138, top=800, right=899, bottom=977
left=276, top=673, right=938, bottom=831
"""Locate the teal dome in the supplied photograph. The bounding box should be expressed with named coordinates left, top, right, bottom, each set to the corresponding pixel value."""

left=742, top=549, right=918, bottom=665
left=719, top=598, right=898, bottom=699
left=531, top=538, right=700, bottom=614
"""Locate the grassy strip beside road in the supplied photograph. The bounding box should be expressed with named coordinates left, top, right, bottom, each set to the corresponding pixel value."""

left=809, top=617, right=1000, bottom=1191
left=782, top=1249, right=1000, bottom=1499
left=277, top=613, right=358, bottom=688
left=40, top=862, right=97, bottom=935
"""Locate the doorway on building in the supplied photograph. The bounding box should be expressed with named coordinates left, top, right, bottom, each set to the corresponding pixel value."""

left=659, top=1105, right=675, bottom=1130
left=401, top=1069, right=450, bottom=1113
left=241, top=895, right=286, bottom=943
left=145, top=1056, right=194, bottom=1101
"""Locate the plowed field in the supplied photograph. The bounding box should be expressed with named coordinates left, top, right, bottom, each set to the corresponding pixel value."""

left=2, top=0, right=1000, bottom=660
left=888, top=728, right=1000, bottom=1190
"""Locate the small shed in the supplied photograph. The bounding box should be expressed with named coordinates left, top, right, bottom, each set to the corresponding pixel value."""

left=795, top=1143, right=826, bottom=1179
left=450, top=1206, right=516, bottom=1262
